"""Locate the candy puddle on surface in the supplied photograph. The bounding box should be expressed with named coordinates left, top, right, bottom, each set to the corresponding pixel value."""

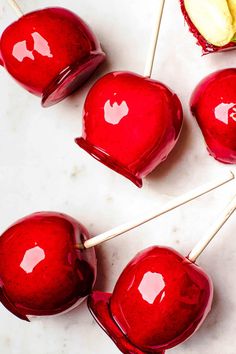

left=0, top=7, right=105, bottom=107
left=180, top=0, right=236, bottom=54
left=0, top=212, right=96, bottom=320
left=190, top=68, right=236, bottom=164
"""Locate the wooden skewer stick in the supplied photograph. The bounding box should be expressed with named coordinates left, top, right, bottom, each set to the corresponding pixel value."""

left=188, top=194, right=236, bottom=263
left=144, top=0, right=166, bottom=78
left=7, top=0, right=23, bottom=17
left=76, top=171, right=235, bottom=250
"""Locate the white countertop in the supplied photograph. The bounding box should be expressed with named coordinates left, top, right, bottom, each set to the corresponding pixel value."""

left=0, top=0, right=236, bottom=353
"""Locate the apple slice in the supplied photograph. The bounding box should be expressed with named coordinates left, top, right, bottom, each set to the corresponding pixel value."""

left=229, top=0, right=236, bottom=40
left=228, top=0, right=236, bottom=24
left=184, top=0, right=236, bottom=46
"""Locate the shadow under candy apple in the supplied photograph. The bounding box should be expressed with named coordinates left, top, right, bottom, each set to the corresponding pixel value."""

left=147, top=117, right=190, bottom=188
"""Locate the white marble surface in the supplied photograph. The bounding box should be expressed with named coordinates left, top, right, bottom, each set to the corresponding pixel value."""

left=0, top=0, right=236, bottom=353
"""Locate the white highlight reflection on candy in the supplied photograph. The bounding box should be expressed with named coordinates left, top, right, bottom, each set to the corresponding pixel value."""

left=215, top=102, right=236, bottom=124
left=31, top=32, right=53, bottom=58
left=20, top=246, right=45, bottom=274
left=104, top=100, right=129, bottom=125
left=138, top=271, right=165, bottom=304
left=13, top=40, right=34, bottom=62
left=13, top=32, right=53, bottom=63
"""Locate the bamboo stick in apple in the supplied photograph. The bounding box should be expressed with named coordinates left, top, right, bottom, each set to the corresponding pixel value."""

left=78, top=170, right=234, bottom=249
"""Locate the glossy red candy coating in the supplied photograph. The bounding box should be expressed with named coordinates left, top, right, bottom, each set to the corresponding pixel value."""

left=179, top=0, right=236, bottom=55
left=89, top=247, right=213, bottom=353
left=191, top=68, right=236, bottom=164
left=76, top=72, right=183, bottom=187
left=0, top=7, right=105, bottom=107
left=0, top=212, right=96, bottom=320
left=89, top=292, right=164, bottom=354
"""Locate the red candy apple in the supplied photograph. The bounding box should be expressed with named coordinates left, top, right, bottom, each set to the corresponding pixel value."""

left=191, top=68, right=236, bottom=164
left=89, top=246, right=213, bottom=354
left=0, top=212, right=96, bottom=321
left=76, top=72, right=183, bottom=187
left=0, top=7, right=105, bottom=107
